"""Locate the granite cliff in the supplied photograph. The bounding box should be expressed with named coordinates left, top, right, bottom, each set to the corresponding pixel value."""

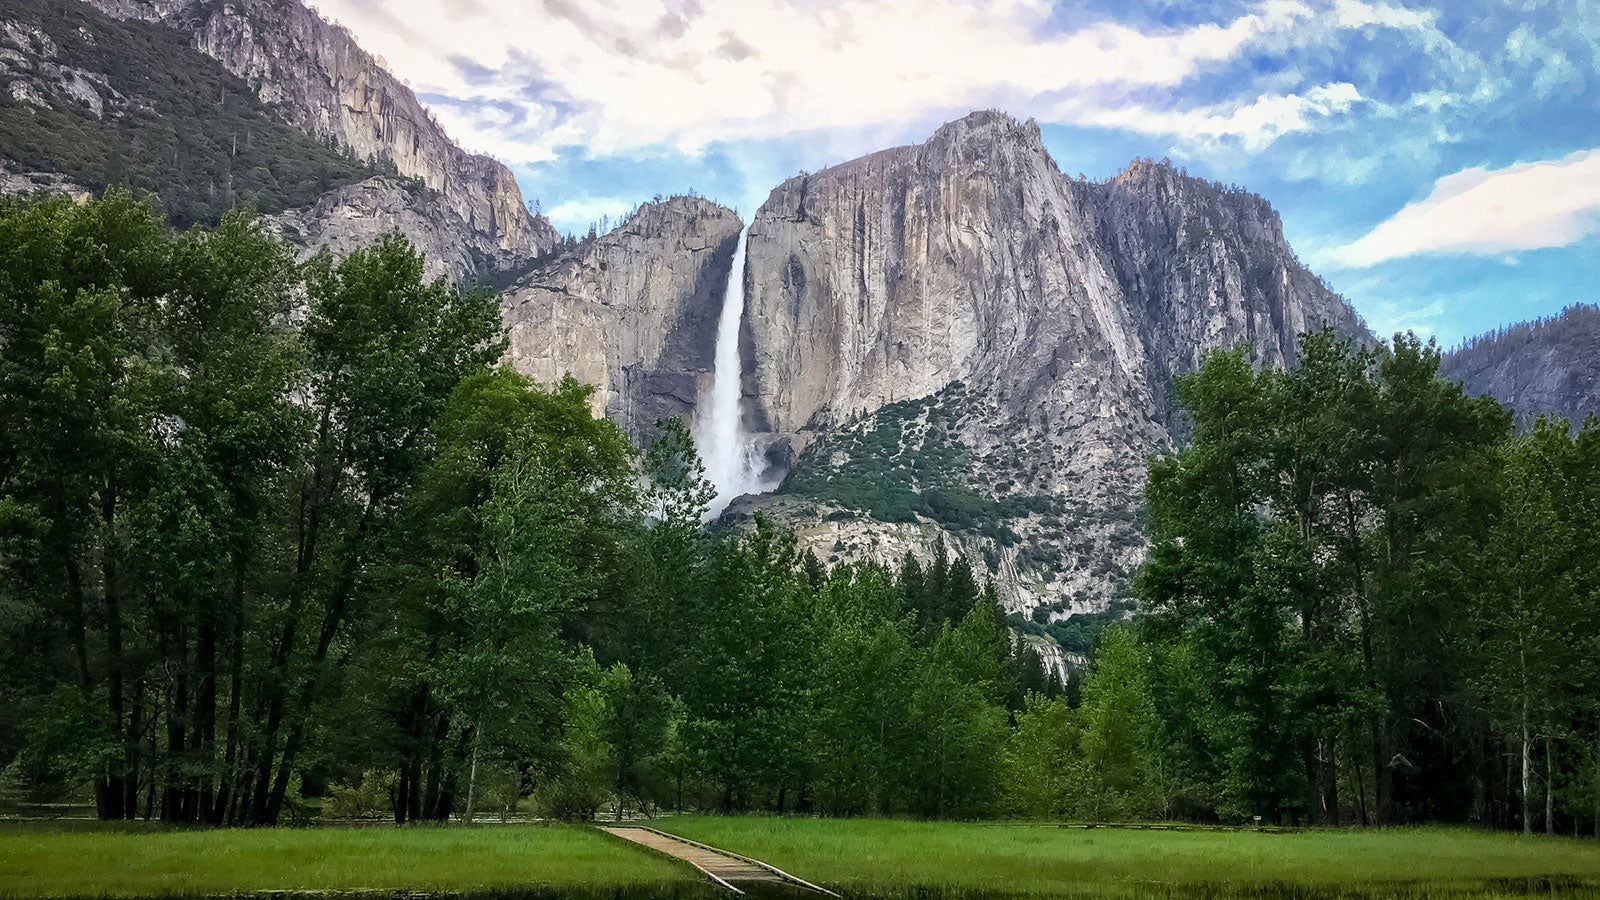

left=0, top=0, right=376, bottom=226
left=503, top=196, right=742, bottom=443
left=82, top=0, right=559, bottom=281
left=1442, top=304, right=1600, bottom=430
left=729, top=112, right=1369, bottom=615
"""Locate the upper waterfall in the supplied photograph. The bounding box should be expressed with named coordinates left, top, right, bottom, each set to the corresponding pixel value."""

left=695, top=226, right=770, bottom=517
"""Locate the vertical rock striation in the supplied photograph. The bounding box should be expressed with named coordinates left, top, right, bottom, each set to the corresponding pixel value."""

left=739, top=111, right=1369, bottom=612
left=501, top=196, right=742, bottom=443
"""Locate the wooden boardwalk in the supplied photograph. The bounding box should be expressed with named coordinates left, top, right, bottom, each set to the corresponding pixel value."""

left=599, top=825, right=838, bottom=896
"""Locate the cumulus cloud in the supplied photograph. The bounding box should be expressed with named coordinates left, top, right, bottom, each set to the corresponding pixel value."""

left=307, top=0, right=1425, bottom=163
left=544, top=196, right=639, bottom=232
left=1067, top=82, right=1363, bottom=152
left=1335, top=149, right=1600, bottom=266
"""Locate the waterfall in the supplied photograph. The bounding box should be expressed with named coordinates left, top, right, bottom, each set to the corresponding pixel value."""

left=696, top=226, right=766, bottom=517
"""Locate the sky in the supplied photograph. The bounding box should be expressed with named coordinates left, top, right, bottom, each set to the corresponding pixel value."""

left=306, top=0, right=1600, bottom=345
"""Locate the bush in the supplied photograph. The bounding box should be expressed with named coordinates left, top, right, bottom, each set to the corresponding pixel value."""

left=326, top=769, right=395, bottom=819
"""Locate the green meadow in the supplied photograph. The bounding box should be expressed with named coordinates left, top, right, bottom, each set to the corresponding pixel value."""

left=0, top=822, right=692, bottom=898
left=6, top=819, right=1600, bottom=899
left=660, top=818, right=1600, bottom=898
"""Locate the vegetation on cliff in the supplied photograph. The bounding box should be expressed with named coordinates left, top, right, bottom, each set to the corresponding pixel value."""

left=0, top=0, right=375, bottom=227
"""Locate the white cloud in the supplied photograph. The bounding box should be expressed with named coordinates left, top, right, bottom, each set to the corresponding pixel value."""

left=1335, top=149, right=1600, bottom=266
left=306, top=0, right=1424, bottom=164
left=1068, top=82, right=1363, bottom=152
left=544, top=196, right=638, bottom=233
left=1331, top=0, right=1435, bottom=30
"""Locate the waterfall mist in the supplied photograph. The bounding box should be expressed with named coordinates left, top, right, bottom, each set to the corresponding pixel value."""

left=695, top=227, right=771, bottom=518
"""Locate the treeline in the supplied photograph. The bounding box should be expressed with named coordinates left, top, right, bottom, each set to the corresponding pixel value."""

left=1446, top=303, right=1600, bottom=359
left=1096, top=332, right=1600, bottom=832
left=0, top=193, right=1055, bottom=825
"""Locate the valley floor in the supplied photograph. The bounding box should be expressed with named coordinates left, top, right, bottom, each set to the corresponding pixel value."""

left=657, top=817, right=1600, bottom=898
left=0, top=822, right=691, bottom=898
left=4, top=818, right=1600, bottom=899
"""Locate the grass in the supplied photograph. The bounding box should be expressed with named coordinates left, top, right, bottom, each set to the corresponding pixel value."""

left=0, top=822, right=694, bottom=898
left=657, top=817, right=1600, bottom=898
left=8, top=817, right=1600, bottom=900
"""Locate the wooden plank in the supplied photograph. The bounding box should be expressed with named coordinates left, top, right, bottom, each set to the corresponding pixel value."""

left=599, top=826, right=790, bottom=892
left=630, top=826, right=842, bottom=898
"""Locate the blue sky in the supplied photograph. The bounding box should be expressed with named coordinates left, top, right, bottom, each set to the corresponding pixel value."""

left=310, top=0, right=1600, bottom=345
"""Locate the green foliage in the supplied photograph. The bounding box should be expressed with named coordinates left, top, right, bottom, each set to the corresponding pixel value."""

left=1002, top=692, right=1079, bottom=819
left=778, top=391, right=1057, bottom=541
left=325, top=770, right=394, bottom=819
left=8, top=191, right=1593, bottom=836
left=1132, top=327, right=1600, bottom=831
left=0, top=0, right=377, bottom=228
left=0, top=193, right=506, bottom=824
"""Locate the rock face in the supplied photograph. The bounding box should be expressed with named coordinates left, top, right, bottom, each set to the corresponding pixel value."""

left=739, top=111, right=1369, bottom=612
left=1, top=16, right=127, bottom=120
left=83, top=0, right=559, bottom=276
left=1442, top=304, right=1600, bottom=429
left=268, top=175, right=528, bottom=286
left=502, top=196, right=742, bottom=443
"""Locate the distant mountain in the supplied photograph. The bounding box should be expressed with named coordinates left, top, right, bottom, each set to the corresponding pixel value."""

left=724, top=112, right=1369, bottom=620
left=4, top=0, right=561, bottom=284
left=0, top=0, right=375, bottom=226
left=83, top=0, right=559, bottom=258
left=20, top=2, right=1584, bottom=649
left=1442, top=304, right=1600, bottom=429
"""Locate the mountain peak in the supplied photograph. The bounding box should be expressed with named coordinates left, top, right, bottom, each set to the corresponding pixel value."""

left=924, top=109, right=1048, bottom=157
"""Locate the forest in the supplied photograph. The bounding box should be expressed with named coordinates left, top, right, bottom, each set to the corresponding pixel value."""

left=0, top=193, right=1596, bottom=834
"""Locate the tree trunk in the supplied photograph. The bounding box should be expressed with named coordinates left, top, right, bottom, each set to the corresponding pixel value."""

left=1352, top=727, right=1370, bottom=826
left=212, top=564, right=247, bottom=824
left=100, top=485, right=131, bottom=820
left=1323, top=735, right=1340, bottom=826
left=197, top=583, right=219, bottom=820
left=262, top=502, right=371, bottom=824
left=1546, top=733, right=1556, bottom=836
left=394, top=766, right=411, bottom=824
left=462, top=723, right=481, bottom=825
left=1522, top=698, right=1533, bottom=836
left=1593, top=722, right=1599, bottom=840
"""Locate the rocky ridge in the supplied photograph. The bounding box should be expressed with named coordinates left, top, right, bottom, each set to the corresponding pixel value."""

left=267, top=175, right=532, bottom=286
left=1442, top=304, right=1600, bottom=430
left=82, top=0, right=559, bottom=278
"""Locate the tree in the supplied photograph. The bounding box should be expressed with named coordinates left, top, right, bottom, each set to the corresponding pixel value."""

left=243, top=232, right=506, bottom=825
left=1003, top=692, right=1079, bottom=819
left=1077, top=627, right=1166, bottom=820
left=1469, top=419, right=1588, bottom=834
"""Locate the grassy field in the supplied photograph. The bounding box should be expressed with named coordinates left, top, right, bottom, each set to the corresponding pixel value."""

left=7, top=818, right=1600, bottom=899
left=0, top=822, right=695, bottom=898
left=659, top=817, right=1600, bottom=898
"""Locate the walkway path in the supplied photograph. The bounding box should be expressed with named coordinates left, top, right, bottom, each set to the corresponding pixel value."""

left=598, top=825, right=838, bottom=896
